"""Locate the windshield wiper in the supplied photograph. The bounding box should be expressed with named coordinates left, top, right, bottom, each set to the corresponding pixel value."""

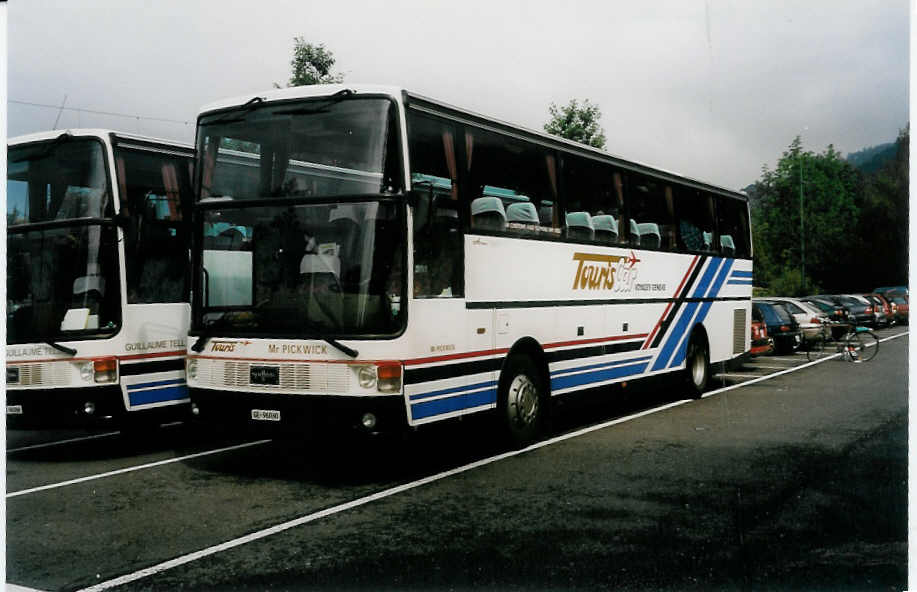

left=12, top=132, right=72, bottom=163
left=300, top=316, right=358, bottom=359
left=273, top=89, right=355, bottom=116
left=46, top=341, right=77, bottom=356
left=207, top=96, right=265, bottom=125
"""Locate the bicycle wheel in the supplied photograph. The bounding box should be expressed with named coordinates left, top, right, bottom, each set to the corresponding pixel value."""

left=805, top=336, right=831, bottom=362
left=845, top=331, right=879, bottom=362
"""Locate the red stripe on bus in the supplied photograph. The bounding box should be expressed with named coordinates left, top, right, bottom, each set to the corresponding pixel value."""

left=642, top=255, right=700, bottom=349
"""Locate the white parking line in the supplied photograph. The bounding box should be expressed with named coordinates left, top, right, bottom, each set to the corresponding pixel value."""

left=7, top=440, right=271, bottom=499
left=74, top=330, right=909, bottom=592
left=715, top=373, right=767, bottom=379
left=743, top=364, right=795, bottom=370
left=7, top=583, right=50, bottom=592
left=7, top=431, right=121, bottom=453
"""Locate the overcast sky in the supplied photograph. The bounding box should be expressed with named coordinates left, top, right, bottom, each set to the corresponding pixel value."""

left=7, top=0, right=909, bottom=189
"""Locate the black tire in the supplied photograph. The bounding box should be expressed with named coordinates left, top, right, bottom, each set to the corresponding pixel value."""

left=684, top=332, right=709, bottom=398
left=846, top=331, right=879, bottom=362
left=497, top=354, right=546, bottom=447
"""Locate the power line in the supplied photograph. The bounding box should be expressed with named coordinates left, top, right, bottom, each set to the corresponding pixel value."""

left=10, top=99, right=193, bottom=126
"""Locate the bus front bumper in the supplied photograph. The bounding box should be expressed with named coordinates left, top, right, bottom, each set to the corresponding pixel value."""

left=189, top=388, right=407, bottom=435
left=6, top=385, right=125, bottom=428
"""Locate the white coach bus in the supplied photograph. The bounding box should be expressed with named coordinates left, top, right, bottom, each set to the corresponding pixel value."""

left=7, top=130, right=194, bottom=428
left=186, top=85, right=752, bottom=444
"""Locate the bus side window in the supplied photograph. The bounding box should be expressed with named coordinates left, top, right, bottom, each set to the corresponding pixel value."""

left=560, top=154, right=624, bottom=245
left=118, top=150, right=191, bottom=304
left=624, top=174, right=675, bottom=250
left=715, top=196, right=750, bottom=258
left=465, top=127, right=560, bottom=238
left=407, top=111, right=463, bottom=298
left=676, top=189, right=716, bottom=253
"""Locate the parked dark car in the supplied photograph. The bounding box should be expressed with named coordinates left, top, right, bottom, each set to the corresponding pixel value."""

left=752, top=300, right=801, bottom=354
left=814, top=294, right=872, bottom=326
left=874, top=285, right=908, bottom=298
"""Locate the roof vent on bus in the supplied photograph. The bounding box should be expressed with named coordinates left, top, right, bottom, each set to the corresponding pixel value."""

left=638, top=222, right=660, bottom=249
left=566, top=212, right=594, bottom=241
left=471, top=197, right=507, bottom=231
left=592, top=215, right=618, bottom=243
left=506, top=202, right=539, bottom=223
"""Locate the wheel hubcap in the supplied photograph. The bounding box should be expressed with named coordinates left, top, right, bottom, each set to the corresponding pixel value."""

left=690, top=346, right=705, bottom=386
left=507, top=374, right=538, bottom=427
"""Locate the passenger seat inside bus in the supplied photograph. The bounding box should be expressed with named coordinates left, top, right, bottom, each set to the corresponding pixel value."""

left=592, top=215, right=618, bottom=243
left=471, top=196, right=507, bottom=231
left=720, top=234, right=735, bottom=256
left=506, top=202, right=540, bottom=234
left=637, top=222, right=661, bottom=249
left=565, top=211, right=594, bottom=241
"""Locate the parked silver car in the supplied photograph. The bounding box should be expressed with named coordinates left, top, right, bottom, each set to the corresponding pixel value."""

left=759, top=297, right=830, bottom=343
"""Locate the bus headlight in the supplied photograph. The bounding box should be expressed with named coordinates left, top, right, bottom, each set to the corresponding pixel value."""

left=186, top=358, right=198, bottom=380
left=93, top=358, right=117, bottom=383
left=357, top=365, right=376, bottom=389
left=79, top=362, right=94, bottom=382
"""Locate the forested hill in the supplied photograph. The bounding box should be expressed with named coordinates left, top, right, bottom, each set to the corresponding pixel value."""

left=846, top=142, right=896, bottom=173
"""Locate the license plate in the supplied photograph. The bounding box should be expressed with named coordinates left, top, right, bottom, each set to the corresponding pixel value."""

left=7, top=367, right=20, bottom=384
left=7, top=405, right=23, bottom=415
left=250, top=365, right=279, bottom=385
left=251, top=409, right=281, bottom=421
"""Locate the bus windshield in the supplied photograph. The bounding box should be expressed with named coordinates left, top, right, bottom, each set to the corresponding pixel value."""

left=7, top=138, right=112, bottom=224
left=196, top=96, right=402, bottom=201
left=7, top=138, right=121, bottom=344
left=7, top=225, right=121, bottom=344
left=197, top=200, right=405, bottom=337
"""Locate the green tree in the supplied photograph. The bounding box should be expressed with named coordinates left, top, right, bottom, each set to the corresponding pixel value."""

left=543, top=99, right=606, bottom=149
left=750, top=137, right=864, bottom=295
left=285, top=38, right=343, bottom=87
left=854, top=125, right=909, bottom=287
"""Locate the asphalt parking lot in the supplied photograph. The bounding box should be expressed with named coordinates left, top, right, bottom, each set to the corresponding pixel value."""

left=6, top=326, right=908, bottom=591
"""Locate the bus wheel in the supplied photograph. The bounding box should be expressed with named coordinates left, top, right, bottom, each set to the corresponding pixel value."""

left=685, top=332, right=709, bottom=398
left=498, top=354, right=545, bottom=447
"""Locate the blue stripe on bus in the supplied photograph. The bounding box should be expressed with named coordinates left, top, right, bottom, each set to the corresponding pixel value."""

left=730, top=270, right=753, bottom=278
left=669, top=259, right=735, bottom=368
left=411, top=389, right=498, bottom=420
left=128, top=385, right=188, bottom=406
left=409, top=380, right=498, bottom=401
left=126, top=378, right=186, bottom=391
left=550, top=355, right=653, bottom=377
left=727, top=279, right=753, bottom=285
left=651, top=258, right=726, bottom=371
left=551, top=361, right=649, bottom=391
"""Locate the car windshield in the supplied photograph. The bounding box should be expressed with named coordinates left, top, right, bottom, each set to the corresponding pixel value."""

left=196, top=96, right=402, bottom=202
left=7, top=225, right=121, bottom=343
left=197, top=200, right=405, bottom=337
left=7, top=137, right=113, bottom=224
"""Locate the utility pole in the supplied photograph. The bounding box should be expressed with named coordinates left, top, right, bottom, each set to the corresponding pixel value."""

left=800, top=150, right=805, bottom=295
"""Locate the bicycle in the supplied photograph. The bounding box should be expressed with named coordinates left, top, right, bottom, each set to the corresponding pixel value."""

left=805, top=321, right=879, bottom=363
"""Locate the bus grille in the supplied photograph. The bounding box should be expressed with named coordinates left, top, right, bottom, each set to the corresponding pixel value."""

left=8, top=362, right=73, bottom=387
left=195, top=359, right=351, bottom=393
left=733, top=308, right=747, bottom=355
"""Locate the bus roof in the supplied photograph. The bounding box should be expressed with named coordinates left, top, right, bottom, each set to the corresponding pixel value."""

left=197, top=83, right=747, bottom=200
left=8, top=129, right=193, bottom=151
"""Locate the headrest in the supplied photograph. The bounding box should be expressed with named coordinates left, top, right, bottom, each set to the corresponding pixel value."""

left=300, top=253, right=341, bottom=276
left=506, top=202, right=539, bottom=223
left=565, top=211, right=594, bottom=230
left=471, top=196, right=507, bottom=219
left=592, top=215, right=617, bottom=233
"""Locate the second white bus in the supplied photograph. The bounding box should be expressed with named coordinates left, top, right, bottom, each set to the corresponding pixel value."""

left=7, top=130, right=194, bottom=428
